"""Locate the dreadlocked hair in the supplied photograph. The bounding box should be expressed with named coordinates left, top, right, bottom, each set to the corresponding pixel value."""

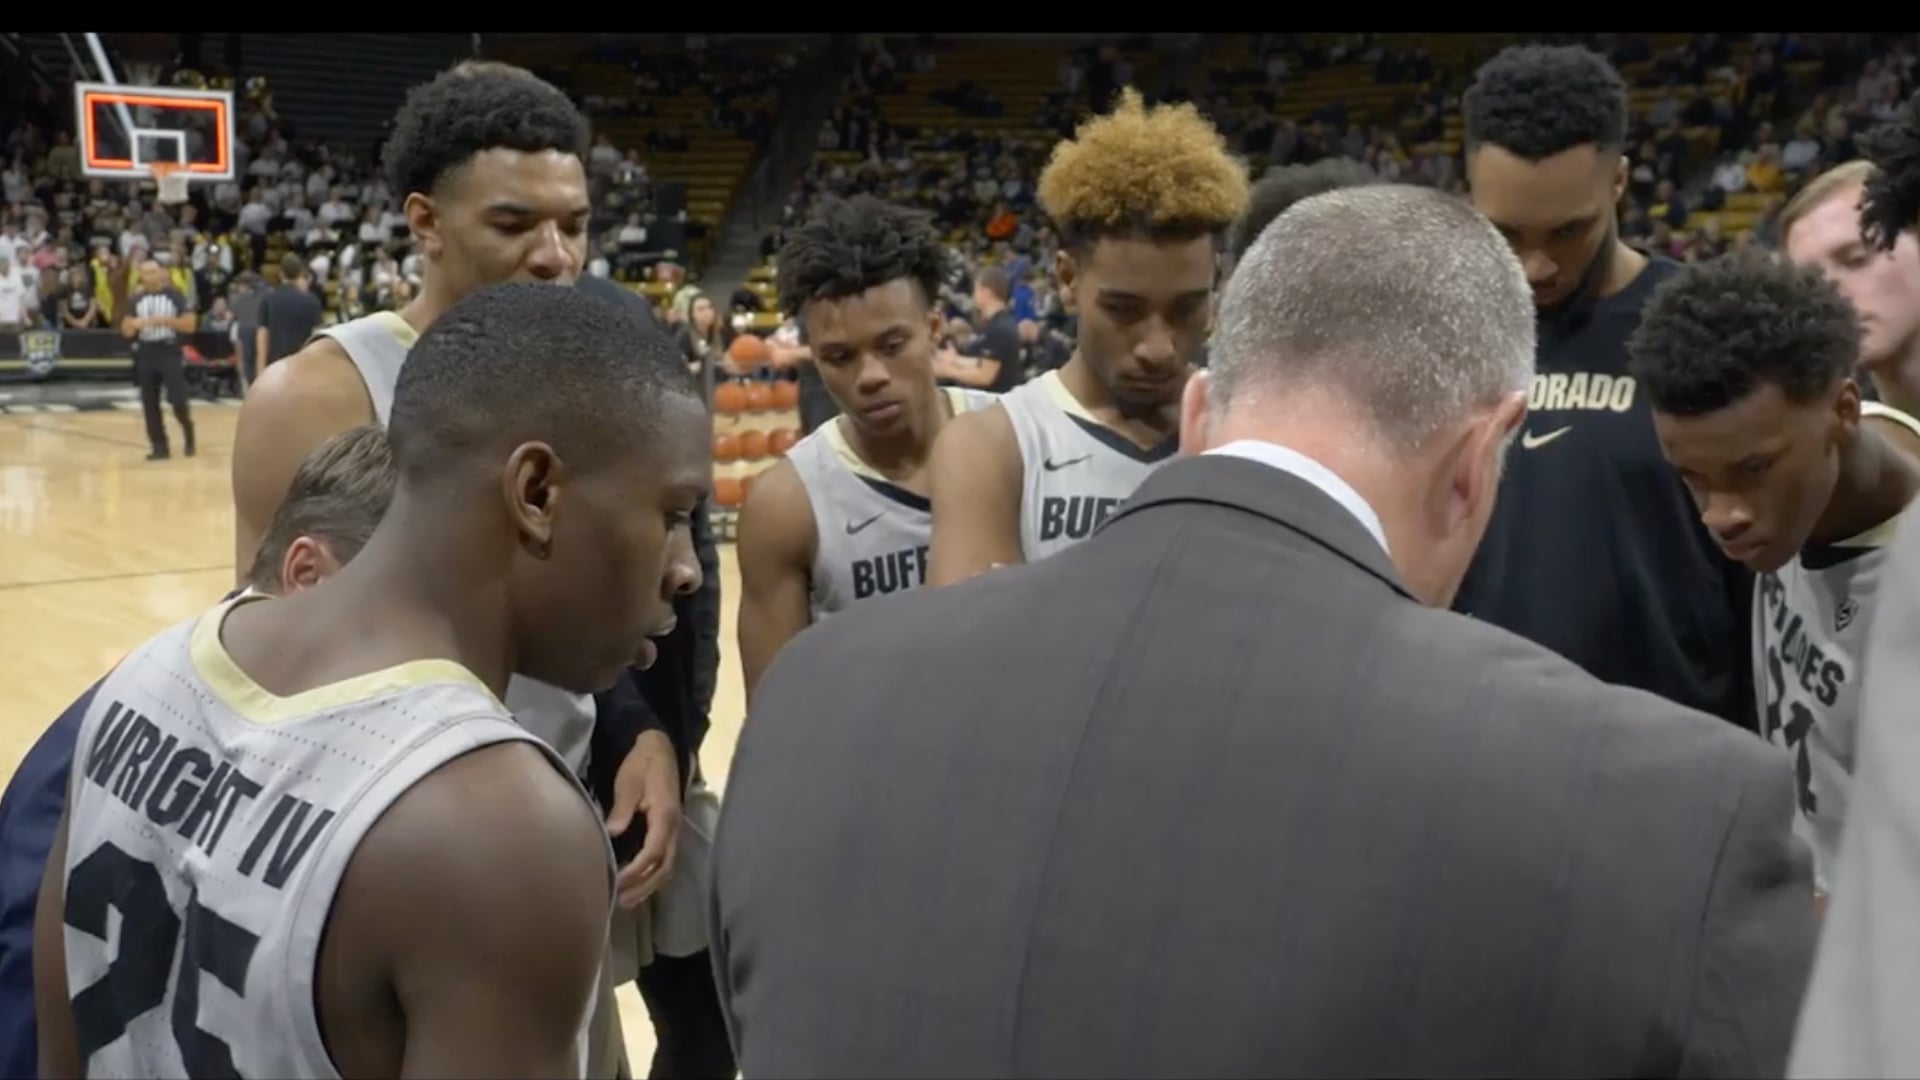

left=1860, top=90, right=1920, bottom=251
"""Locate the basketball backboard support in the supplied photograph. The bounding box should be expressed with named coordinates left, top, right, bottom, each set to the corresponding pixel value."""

left=74, top=81, right=234, bottom=184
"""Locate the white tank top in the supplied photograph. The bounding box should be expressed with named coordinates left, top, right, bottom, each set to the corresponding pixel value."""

left=1755, top=401, right=1920, bottom=887
left=996, top=370, right=1178, bottom=562
left=316, top=311, right=598, bottom=778
left=786, top=387, right=997, bottom=621
left=59, top=595, right=606, bottom=1078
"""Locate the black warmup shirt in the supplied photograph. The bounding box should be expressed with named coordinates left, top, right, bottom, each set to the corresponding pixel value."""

left=1452, top=257, right=1756, bottom=730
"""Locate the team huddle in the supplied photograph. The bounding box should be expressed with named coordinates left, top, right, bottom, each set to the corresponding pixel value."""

left=9, top=37, right=1920, bottom=1080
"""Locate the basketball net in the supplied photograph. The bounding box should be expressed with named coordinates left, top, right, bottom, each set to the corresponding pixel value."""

left=152, top=163, right=189, bottom=205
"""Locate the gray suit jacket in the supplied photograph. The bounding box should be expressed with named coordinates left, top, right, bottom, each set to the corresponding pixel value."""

left=712, top=453, right=1818, bottom=1078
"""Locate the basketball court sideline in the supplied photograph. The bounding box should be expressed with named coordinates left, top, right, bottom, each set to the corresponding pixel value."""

left=0, top=405, right=752, bottom=1071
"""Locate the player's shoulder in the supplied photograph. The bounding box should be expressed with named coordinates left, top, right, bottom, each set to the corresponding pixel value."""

left=738, top=457, right=817, bottom=554
left=241, top=333, right=370, bottom=423
left=932, top=395, right=1016, bottom=458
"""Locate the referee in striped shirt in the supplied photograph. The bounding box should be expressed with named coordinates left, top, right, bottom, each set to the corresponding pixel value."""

left=121, top=258, right=197, bottom=460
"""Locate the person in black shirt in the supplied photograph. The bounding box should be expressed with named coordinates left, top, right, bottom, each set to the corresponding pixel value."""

left=937, top=264, right=1024, bottom=391
left=1451, top=44, right=1755, bottom=730
left=121, top=257, right=197, bottom=460
left=257, top=253, right=324, bottom=369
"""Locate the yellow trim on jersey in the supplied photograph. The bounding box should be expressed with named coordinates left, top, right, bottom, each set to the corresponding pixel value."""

left=1036, top=369, right=1101, bottom=423
left=366, top=309, right=419, bottom=348
left=826, top=386, right=983, bottom=481
left=1844, top=402, right=1920, bottom=549
left=190, top=594, right=504, bottom=725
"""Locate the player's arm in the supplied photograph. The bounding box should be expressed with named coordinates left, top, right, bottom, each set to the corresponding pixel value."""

left=230, top=338, right=373, bottom=583
left=332, top=741, right=611, bottom=1079
left=926, top=404, right=1025, bottom=587
left=32, top=808, right=81, bottom=1079
left=735, top=459, right=818, bottom=705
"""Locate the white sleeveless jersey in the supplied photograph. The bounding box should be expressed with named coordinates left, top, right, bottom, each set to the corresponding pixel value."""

left=996, top=370, right=1178, bottom=563
left=787, top=386, right=997, bottom=621
left=59, top=595, right=605, bottom=1078
left=1755, top=401, right=1920, bottom=886
left=317, top=311, right=598, bottom=778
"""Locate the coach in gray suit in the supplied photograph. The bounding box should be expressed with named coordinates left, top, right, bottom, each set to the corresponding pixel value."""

left=710, top=185, right=1818, bottom=1078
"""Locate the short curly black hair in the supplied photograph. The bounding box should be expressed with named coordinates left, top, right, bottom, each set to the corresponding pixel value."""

left=1226, top=158, right=1380, bottom=262
left=1860, top=90, right=1920, bottom=250
left=1628, top=252, right=1860, bottom=417
left=1463, top=45, right=1629, bottom=160
left=382, top=60, right=591, bottom=199
left=775, top=195, right=949, bottom=318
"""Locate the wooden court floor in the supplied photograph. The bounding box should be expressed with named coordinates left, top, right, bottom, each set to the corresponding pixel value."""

left=0, top=403, right=750, bottom=1071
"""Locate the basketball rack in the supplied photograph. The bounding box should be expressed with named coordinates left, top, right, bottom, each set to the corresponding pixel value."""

left=150, top=162, right=189, bottom=205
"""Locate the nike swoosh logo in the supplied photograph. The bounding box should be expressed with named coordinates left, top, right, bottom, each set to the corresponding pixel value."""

left=846, top=513, right=883, bottom=535
left=1520, top=425, right=1572, bottom=450
left=1043, top=454, right=1091, bottom=471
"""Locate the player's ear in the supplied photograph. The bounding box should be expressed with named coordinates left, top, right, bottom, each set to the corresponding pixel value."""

left=404, top=192, right=441, bottom=257
left=1054, top=248, right=1079, bottom=311
left=279, top=536, right=340, bottom=592
left=1178, top=371, right=1211, bottom=456
left=505, top=442, right=562, bottom=559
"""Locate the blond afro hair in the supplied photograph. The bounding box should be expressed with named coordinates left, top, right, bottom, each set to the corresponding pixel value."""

left=1038, top=88, right=1250, bottom=251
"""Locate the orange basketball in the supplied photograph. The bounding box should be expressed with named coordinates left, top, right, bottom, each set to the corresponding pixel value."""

left=712, top=432, right=739, bottom=462
left=744, top=381, right=775, bottom=411
left=769, top=428, right=797, bottom=456
left=771, top=379, right=799, bottom=409
left=728, top=333, right=771, bottom=369
left=739, top=430, right=769, bottom=459
left=712, top=476, right=745, bottom=508
left=713, top=381, right=748, bottom=414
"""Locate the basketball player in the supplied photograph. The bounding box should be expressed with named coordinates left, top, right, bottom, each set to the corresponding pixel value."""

left=1781, top=160, right=1920, bottom=417
left=736, top=194, right=999, bottom=698
left=123, top=256, right=197, bottom=460
left=924, top=88, right=1248, bottom=585
left=227, top=60, right=682, bottom=904
left=1224, top=157, right=1380, bottom=268
left=1628, top=251, right=1920, bottom=898
left=33, top=283, right=710, bottom=1077
left=1451, top=44, right=1755, bottom=728
left=0, top=425, right=390, bottom=1080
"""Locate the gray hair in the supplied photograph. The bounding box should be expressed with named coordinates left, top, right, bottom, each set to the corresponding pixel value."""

left=1210, top=184, right=1536, bottom=451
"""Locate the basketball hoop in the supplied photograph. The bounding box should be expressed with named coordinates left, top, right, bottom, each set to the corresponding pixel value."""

left=152, top=163, right=189, bottom=205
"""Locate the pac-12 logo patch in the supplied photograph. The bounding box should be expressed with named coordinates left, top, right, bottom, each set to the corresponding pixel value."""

left=21, top=330, right=60, bottom=378
left=1836, top=598, right=1859, bottom=634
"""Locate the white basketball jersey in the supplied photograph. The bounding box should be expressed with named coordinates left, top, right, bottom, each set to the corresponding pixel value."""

left=1754, top=401, right=1920, bottom=885
left=787, top=386, right=997, bottom=621
left=997, top=370, right=1178, bottom=563
left=59, top=595, right=605, bottom=1078
left=320, top=311, right=598, bottom=777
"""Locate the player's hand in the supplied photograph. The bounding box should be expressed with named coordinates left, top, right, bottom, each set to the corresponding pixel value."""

left=606, top=729, right=681, bottom=909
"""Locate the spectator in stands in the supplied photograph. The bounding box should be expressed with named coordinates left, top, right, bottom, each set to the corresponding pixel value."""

left=0, top=255, right=26, bottom=332
left=257, top=252, right=323, bottom=370
left=674, top=292, right=732, bottom=376
left=46, top=265, right=101, bottom=330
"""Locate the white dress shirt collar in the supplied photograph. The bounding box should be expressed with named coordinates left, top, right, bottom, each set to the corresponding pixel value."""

left=1203, top=439, right=1391, bottom=557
